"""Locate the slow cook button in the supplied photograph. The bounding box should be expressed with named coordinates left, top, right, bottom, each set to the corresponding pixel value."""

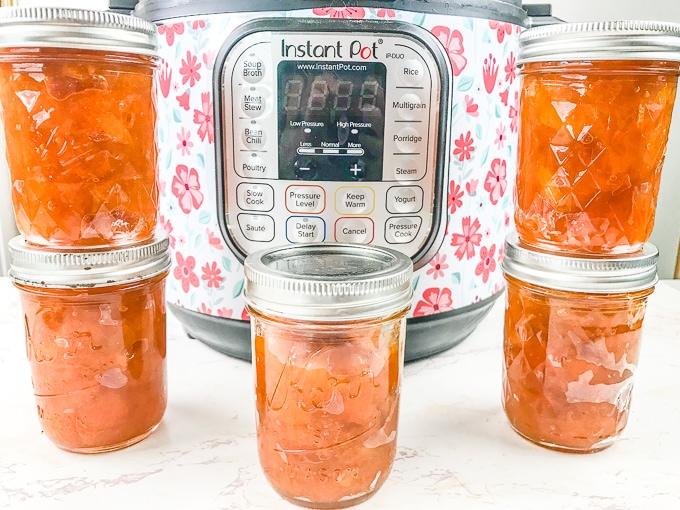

left=237, top=214, right=275, bottom=242
left=286, top=185, right=325, bottom=214
left=386, top=186, right=423, bottom=214
left=286, top=216, right=326, bottom=243
left=385, top=216, right=422, bottom=244
left=335, top=217, right=374, bottom=244
left=241, top=88, right=267, bottom=118
left=236, top=183, right=274, bottom=212
left=335, top=187, right=375, bottom=215
left=399, top=59, right=425, bottom=87
left=243, top=123, right=266, bottom=150
left=240, top=54, right=265, bottom=84
left=394, top=127, right=423, bottom=154
left=394, top=93, right=427, bottom=121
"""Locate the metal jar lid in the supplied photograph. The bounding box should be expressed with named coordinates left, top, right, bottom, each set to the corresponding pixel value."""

left=518, top=20, right=680, bottom=64
left=0, top=7, right=158, bottom=56
left=243, top=243, right=414, bottom=322
left=502, top=234, right=658, bottom=294
left=8, top=236, right=171, bottom=289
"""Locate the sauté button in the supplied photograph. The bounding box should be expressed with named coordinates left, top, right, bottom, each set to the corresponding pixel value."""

left=238, top=214, right=275, bottom=242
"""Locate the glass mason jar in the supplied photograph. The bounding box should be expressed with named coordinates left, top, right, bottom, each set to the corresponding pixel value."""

left=516, top=21, right=680, bottom=254
left=8, top=236, right=170, bottom=453
left=243, top=244, right=413, bottom=508
left=0, top=8, right=159, bottom=248
left=501, top=234, right=658, bottom=453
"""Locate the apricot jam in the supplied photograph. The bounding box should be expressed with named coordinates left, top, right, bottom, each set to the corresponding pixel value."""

left=516, top=22, right=680, bottom=254
left=501, top=235, right=658, bottom=452
left=9, top=236, right=170, bottom=453
left=0, top=9, right=159, bottom=248
left=244, top=244, right=413, bottom=508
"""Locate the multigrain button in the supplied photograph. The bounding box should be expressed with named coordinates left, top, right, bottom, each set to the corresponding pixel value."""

left=286, top=216, right=326, bottom=243
left=335, top=217, right=374, bottom=244
left=399, top=59, right=425, bottom=87
left=238, top=214, right=275, bottom=242
left=393, top=93, right=427, bottom=121
left=236, top=183, right=274, bottom=212
left=394, top=127, right=423, bottom=154
left=335, top=187, right=375, bottom=215
left=241, top=87, right=266, bottom=118
left=243, top=123, right=266, bottom=150
left=385, top=216, right=422, bottom=244
left=241, top=54, right=265, bottom=84
left=386, top=186, right=423, bottom=214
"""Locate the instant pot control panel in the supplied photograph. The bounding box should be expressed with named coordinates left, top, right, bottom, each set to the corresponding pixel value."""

left=215, top=19, right=450, bottom=266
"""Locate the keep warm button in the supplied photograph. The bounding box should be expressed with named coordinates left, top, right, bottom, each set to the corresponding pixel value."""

left=385, top=216, right=422, bottom=244
left=335, top=187, right=375, bottom=215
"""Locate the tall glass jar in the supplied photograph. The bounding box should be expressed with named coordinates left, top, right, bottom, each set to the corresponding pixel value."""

left=8, top=236, right=170, bottom=453
left=0, top=8, right=159, bottom=248
left=516, top=21, right=680, bottom=254
left=501, top=234, right=658, bottom=453
left=243, top=243, right=413, bottom=508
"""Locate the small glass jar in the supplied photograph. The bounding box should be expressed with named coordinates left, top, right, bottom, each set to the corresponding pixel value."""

left=501, top=234, right=658, bottom=453
left=0, top=8, right=159, bottom=248
left=516, top=21, right=680, bottom=254
left=8, top=236, right=170, bottom=453
left=243, top=243, right=413, bottom=509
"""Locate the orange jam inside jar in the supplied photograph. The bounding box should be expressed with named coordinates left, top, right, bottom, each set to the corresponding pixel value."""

left=516, top=22, right=680, bottom=254
left=0, top=8, right=159, bottom=248
left=244, top=244, right=413, bottom=508
left=501, top=234, right=658, bottom=453
left=8, top=236, right=170, bottom=453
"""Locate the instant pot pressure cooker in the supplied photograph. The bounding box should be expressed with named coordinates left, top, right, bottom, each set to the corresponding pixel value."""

left=136, top=1, right=526, bottom=361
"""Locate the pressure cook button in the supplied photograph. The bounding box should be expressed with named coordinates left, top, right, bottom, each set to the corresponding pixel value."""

left=286, top=185, right=325, bottom=214
left=240, top=54, right=265, bottom=84
left=334, top=217, right=374, bottom=244
left=239, top=154, right=269, bottom=178
left=385, top=216, right=422, bottom=244
left=392, top=157, right=424, bottom=181
left=241, top=88, right=266, bottom=118
left=237, top=214, right=275, bottom=242
left=335, top=187, right=375, bottom=215
left=243, top=123, right=266, bottom=150
left=386, top=186, right=424, bottom=214
left=394, top=127, right=423, bottom=154
left=394, top=93, right=427, bottom=121
left=236, top=183, right=274, bottom=212
left=399, top=59, right=425, bottom=87
left=286, top=216, right=326, bottom=243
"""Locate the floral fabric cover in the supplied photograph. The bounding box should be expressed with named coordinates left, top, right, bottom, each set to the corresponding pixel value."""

left=155, top=7, right=521, bottom=321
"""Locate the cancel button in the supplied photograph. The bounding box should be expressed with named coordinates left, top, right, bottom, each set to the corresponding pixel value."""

left=385, top=217, right=422, bottom=244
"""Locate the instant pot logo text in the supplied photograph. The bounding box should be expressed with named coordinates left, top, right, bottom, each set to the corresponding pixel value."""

left=281, top=39, right=379, bottom=59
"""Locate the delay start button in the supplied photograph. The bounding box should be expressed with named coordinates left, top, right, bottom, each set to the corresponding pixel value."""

left=385, top=217, right=422, bottom=244
left=286, top=216, right=326, bottom=243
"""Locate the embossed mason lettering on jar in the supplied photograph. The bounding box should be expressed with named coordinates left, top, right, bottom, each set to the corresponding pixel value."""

left=243, top=243, right=413, bottom=508
left=8, top=237, right=170, bottom=453
left=501, top=234, right=658, bottom=453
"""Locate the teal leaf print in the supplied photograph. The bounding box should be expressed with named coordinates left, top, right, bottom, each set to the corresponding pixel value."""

left=476, top=123, right=483, bottom=140
left=164, top=149, right=172, bottom=169
left=495, top=105, right=502, bottom=119
left=199, top=210, right=211, bottom=224
left=411, top=275, right=420, bottom=292
left=222, top=256, right=232, bottom=272
left=197, top=153, right=205, bottom=168
left=194, top=234, right=203, bottom=248
left=479, top=145, right=490, bottom=167
left=452, top=272, right=461, bottom=285
left=464, top=17, right=474, bottom=31
left=173, top=109, right=181, bottom=122
left=457, top=76, right=474, bottom=92
left=232, top=279, right=244, bottom=299
left=451, top=103, right=459, bottom=118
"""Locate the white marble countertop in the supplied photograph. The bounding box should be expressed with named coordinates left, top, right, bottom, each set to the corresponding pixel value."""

left=1, top=276, right=679, bottom=510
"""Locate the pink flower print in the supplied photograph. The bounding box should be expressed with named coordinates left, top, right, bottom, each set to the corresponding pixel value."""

left=159, top=214, right=175, bottom=249
left=312, top=7, right=366, bottom=18
left=198, top=303, right=212, bottom=315
left=202, top=50, right=216, bottom=70
left=499, top=87, right=509, bottom=107
left=448, top=180, right=464, bottom=214
left=159, top=60, right=172, bottom=99
left=207, top=228, right=224, bottom=250
left=489, top=20, right=514, bottom=43
left=413, top=288, right=454, bottom=317
left=494, top=124, right=507, bottom=150
left=176, top=127, right=193, bottom=157
left=509, top=91, right=519, bottom=133
left=504, top=52, right=517, bottom=84
left=451, top=216, right=482, bottom=260
left=174, top=252, right=199, bottom=293
left=241, top=308, right=251, bottom=321
left=431, top=26, right=467, bottom=77
left=193, top=92, right=214, bottom=144
left=464, top=94, right=479, bottom=117
left=377, top=8, right=395, bottom=18
left=466, top=179, right=478, bottom=196
left=475, top=244, right=497, bottom=284
left=484, top=158, right=508, bottom=205
left=217, top=308, right=233, bottom=318
left=172, top=164, right=204, bottom=213
left=177, top=91, right=190, bottom=111
left=453, top=131, right=475, bottom=162
left=191, top=20, right=206, bottom=30
left=158, top=23, right=184, bottom=46
left=179, top=51, right=201, bottom=87
left=201, top=261, right=224, bottom=289
left=426, top=253, right=449, bottom=280
left=158, top=178, right=167, bottom=196
left=483, top=53, right=499, bottom=94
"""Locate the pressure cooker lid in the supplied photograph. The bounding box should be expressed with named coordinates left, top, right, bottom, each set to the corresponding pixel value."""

left=135, top=0, right=525, bottom=26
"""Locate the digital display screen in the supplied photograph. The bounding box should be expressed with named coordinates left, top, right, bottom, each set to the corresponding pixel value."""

left=277, top=60, right=387, bottom=182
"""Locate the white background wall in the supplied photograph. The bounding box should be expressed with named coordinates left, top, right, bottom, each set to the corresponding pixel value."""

left=1, top=0, right=680, bottom=277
